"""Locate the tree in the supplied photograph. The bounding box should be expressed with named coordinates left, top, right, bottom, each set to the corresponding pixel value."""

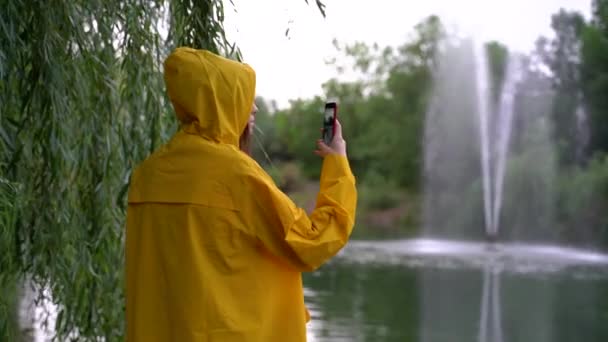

left=592, top=0, right=608, bottom=34
left=0, top=0, right=324, bottom=340
left=581, top=0, right=608, bottom=157
left=539, top=10, right=587, bottom=165
left=0, top=179, right=21, bottom=338
left=485, top=41, right=509, bottom=104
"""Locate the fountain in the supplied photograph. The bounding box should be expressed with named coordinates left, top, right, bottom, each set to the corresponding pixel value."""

left=481, top=50, right=523, bottom=240
left=390, top=37, right=608, bottom=341
left=574, top=94, right=590, bottom=164
left=423, top=37, right=559, bottom=242
left=473, top=41, right=494, bottom=240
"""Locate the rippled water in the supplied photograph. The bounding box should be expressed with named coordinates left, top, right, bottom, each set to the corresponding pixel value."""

left=304, top=239, right=608, bottom=342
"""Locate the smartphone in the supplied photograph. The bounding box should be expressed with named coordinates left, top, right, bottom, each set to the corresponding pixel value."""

left=322, top=102, right=338, bottom=145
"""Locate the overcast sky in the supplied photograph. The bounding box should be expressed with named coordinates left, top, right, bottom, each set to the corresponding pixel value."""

left=224, top=0, right=591, bottom=108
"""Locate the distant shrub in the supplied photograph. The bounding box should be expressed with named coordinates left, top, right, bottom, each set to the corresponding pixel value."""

left=359, top=183, right=402, bottom=211
left=556, top=154, right=608, bottom=246
left=265, top=162, right=305, bottom=193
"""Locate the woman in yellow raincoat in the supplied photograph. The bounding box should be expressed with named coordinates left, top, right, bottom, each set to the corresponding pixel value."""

left=125, top=47, right=357, bottom=342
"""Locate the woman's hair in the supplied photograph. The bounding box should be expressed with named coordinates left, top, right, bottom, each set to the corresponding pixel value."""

left=239, top=123, right=252, bottom=156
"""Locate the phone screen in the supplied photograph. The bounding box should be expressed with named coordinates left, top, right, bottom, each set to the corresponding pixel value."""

left=323, top=102, right=337, bottom=145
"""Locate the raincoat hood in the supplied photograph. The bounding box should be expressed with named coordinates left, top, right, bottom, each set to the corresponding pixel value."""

left=164, top=47, right=256, bottom=146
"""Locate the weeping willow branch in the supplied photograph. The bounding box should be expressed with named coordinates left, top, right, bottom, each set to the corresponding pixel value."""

left=0, top=0, right=325, bottom=339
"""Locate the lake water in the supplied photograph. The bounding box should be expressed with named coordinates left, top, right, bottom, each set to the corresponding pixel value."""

left=19, top=239, right=608, bottom=341
left=304, top=239, right=608, bottom=342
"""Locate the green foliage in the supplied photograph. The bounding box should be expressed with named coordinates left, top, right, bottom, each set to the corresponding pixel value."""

left=593, top=0, right=608, bottom=34
left=0, top=1, right=326, bottom=339
left=0, top=0, right=260, bottom=340
left=0, top=281, right=21, bottom=342
left=0, top=179, right=21, bottom=340
left=169, top=0, right=241, bottom=58
left=501, top=144, right=558, bottom=242
left=266, top=162, right=306, bottom=193
left=556, top=154, right=608, bottom=246
left=251, top=97, right=283, bottom=163
left=485, top=41, right=509, bottom=104
left=275, top=98, right=326, bottom=179
left=262, top=16, right=444, bottom=191
left=581, top=21, right=608, bottom=157
left=358, top=182, right=402, bottom=212
left=303, top=0, right=327, bottom=18
left=534, top=10, right=587, bottom=165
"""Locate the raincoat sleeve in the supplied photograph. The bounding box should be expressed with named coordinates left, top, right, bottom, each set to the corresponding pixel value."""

left=241, top=155, right=357, bottom=271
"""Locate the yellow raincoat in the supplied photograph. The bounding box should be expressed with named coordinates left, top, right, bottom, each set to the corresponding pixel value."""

left=125, top=47, right=357, bottom=342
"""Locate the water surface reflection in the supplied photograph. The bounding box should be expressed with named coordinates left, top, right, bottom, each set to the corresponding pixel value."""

left=304, top=240, right=608, bottom=342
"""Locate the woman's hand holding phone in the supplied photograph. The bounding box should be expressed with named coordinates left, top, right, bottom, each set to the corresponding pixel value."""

left=315, top=119, right=347, bottom=157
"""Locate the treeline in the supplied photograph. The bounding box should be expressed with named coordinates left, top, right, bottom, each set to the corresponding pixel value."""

left=252, top=2, right=608, bottom=245
left=254, top=16, right=440, bottom=189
